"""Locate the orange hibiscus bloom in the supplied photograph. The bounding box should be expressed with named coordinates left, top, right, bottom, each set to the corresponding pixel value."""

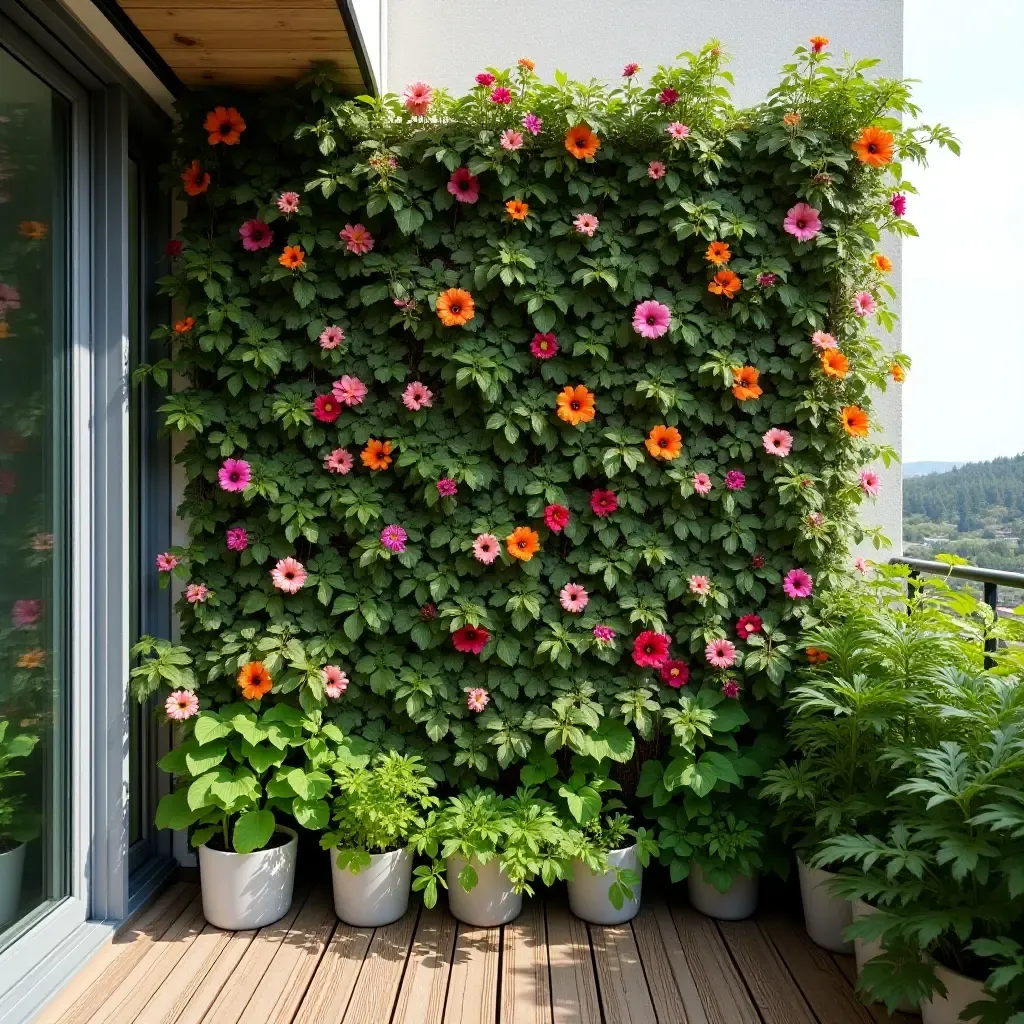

left=872, top=253, right=893, bottom=273
left=841, top=405, right=870, bottom=437
left=505, top=200, right=530, bottom=221
left=279, top=245, right=306, bottom=270
left=518, top=57, right=536, bottom=71
left=852, top=126, right=894, bottom=168
left=506, top=526, right=540, bottom=561
left=361, top=439, right=393, bottom=471
left=204, top=106, right=246, bottom=146
left=645, top=425, right=683, bottom=460
left=556, top=385, right=596, bottom=426
left=820, top=350, right=849, bottom=379
left=708, top=270, right=741, bottom=299
left=181, top=160, right=210, bottom=197
left=731, top=366, right=762, bottom=401
left=564, top=123, right=601, bottom=160
left=436, top=288, right=475, bottom=327
left=17, top=649, right=45, bottom=670
left=238, top=661, right=272, bottom=700
left=17, top=220, right=48, bottom=240
left=805, top=646, right=829, bottom=665
left=890, top=361, right=906, bottom=383
left=783, top=112, right=802, bottom=128
left=705, top=241, right=732, bottom=266
left=174, top=317, right=195, bottom=334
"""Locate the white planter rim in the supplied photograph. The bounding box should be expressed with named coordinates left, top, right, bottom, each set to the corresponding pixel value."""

left=199, top=824, right=297, bottom=860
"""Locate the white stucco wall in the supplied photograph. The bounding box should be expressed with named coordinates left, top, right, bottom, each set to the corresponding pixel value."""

left=385, top=0, right=905, bottom=554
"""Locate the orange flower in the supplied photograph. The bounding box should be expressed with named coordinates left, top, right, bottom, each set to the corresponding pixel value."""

left=820, top=350, right=849, bottom=379
left=841, top=405, right=869, bottom=437
left=173, top=317, right=195, bottom=334
left=809, top=35, right=830, bottom=51
left=731, top=366, right=762, bottom=401
left=890, top=361, right=906, bottom=383
left=505, top=200, right=530, bottom=221
left=645, top=425, right=683, bottom=460
left=805, top=647, right=829, bottom=665
left=705, top=241, right=732, bottom=266
left=708, top=270, right=741, bottom=299
left=872, top=253, right=893, bottom=273
left=783, top=112, right=802, bottom=128
left=518, top=57, right=536, bottom=71
left=17, top=649, right=45, bottom=670
left=556, top=385, right=596, bottom=426
left=436, top=288, right=475, bottom=327
left=361, top=439, right=393, bottom=471
left=852, top=126, right=894, bottom=168
left=17, top=220, right=48, bottom=240
left=0, top=322, right=10, bottom=340
left=506, top=526, right=540, bottom=561
left=181, top=160, right=210, bottom=197
left=564, top=123, right=601, bottom=160
left=204, top=106, right=246, bottom=146
left=238, top=661, right=272, bottom=700
left=279, top=245, right=306, bottom=270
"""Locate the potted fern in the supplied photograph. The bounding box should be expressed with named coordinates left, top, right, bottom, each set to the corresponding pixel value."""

left=0, top=720, right=38, bottom=925
left=320, top=750, right=437, bottom=926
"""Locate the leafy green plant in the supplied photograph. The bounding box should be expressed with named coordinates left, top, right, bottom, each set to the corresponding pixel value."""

left=0, top=719, right=39, bottom=848
left=967, top=937, right=1024, bottom=1024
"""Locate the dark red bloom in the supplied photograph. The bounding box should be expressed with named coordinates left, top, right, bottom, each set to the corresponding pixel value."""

left=544, top=504, right=570, bottom=532
left=312, top=393, right=341, bottom=423
left=658, top=88, right=679, bottom=106
left=735, top=614, right=763, bottom=640
left=590, top=489, right=618, bottom=518
left=751, top=554, right=765, bottom=569
left=659, top=659, right=690, bottom=687
left=165, top=239, right=183, bottom=258
left=633, top=630, right=670, bottom=668
left=453, top=624, right=490, bottom=655
left=420, top=602, right=437, bottom=621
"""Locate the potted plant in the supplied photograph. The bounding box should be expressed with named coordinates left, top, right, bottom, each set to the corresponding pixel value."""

left=0, top=719, right=38, bottom=926
left=320, top=749, right=437, bottom=926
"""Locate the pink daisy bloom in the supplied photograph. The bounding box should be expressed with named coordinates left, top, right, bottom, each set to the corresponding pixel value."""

left=859, top=470, right=881, bottom=496
left=436, top=477, right=458, bottom=497
left=783, top=202, right=822, bottom=242
left=238, top=219, right=273, bottom=252
left=852, top=291, right=876, bottom=316
left=783, top=568, right=814, bottom=599
left=574, top=213, right=599, bottom=237
left=811, top=331, right=838, bottom=350
left=156, top=552, right=179, bottom=572
left=593, top=625, right=616, bottom=644
left=332, top=375, right=367, bottom=407
left=854, top=556, right=869, bottom=575
left=590, top=489, right=618, bottom=517
left=11, top=599, right=42, bottom=628
left=402, top=381, right=434, bottom=410
left=544, top=504, right=570, bottom=532
left=475, top=72, right=495, bottom=87
left=319, top=325, right=345, bottom=350
left=692, top=472, right=712, bottom=496
left=473, top=533, right=500, bottom=564
left=559, top=583, right=589, bottom=614
left=271, top=557, right=307, bottom=594
left=466, top=687, right=490, bottom=713
left=758, top=273, right=777, bottom=287
left=666, top=122, right=690, bottom=139
left=218, top=458, right=251, bottom=492
left=633, top=300, right=671, bottom=339
left=647, top=160, right=666, bottom=180
left=380, top=524, right=408, bottom=553
left=890, top=193, right=907, bottom=217
left=226, top=527, right=248, bottom=552
left=522, top=113, right=542, bottom=135
left=706, top=638, right=737, bottom=669
left=622, top=62, right=640, bottom=77
left=490, top=86, right=512, bottom=105
left=312, top=393, right=341, bottom=423
left=185, top=583, right=209, bottom=604
left=762, top=428, right=793, bottom=457
left=735, top=614, right=762, bottom=640
left=447, top=167, right=480, bottom=204
left=403, top=81, right=434, bottom=116
left=276, top=192, right=300, bottom=215
left=530, top=332, right=558, bottom=359
left=500, top=129, right=524, bottom=151
left=689, top=575, right=711, bottom=596
left=324, top=448, right=354, bottom=474
left=165, top=690, right=199, bottom=721
left=725, top=470, right=746, bottom=491
left=340, top=223, right=374, bottom=255
left=721, top=680, right=740, bottom=700
left=322, top=665, right=349, bottom=699
left=658, top=87, right=679, bottom=106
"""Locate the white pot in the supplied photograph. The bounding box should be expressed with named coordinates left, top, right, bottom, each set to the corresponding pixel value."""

left=330, top=846, right=413, bottom=927
left=198, top=826, right=297, bottom=931
left=568, top=845, right=642, bottom=926
left=687, top=861, right=759, bottom=920
left=446, top=854, right=522, bottom=927
left=798, top=859, right=853, bottom=953
left=852, top=900, right=916, bottom=1013
left=0, top=842, right=26, bottom=927
left=921, top=964, right=990, bottom=1024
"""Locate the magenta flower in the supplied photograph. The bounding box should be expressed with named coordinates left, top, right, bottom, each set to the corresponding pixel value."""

left=218, top=458, right=251, bottom=492
left=530, top=332, right=558, bottom=359
left=165, top=690, right=199, bottom=721
left=156, top=552, right=179, bottom=572
left=276, top=192, right=300, bottom=214
left=403, top=81, right=434, bottom=116
left=706, top=638, right=737, bottom=669
left=403, top=382, right=433, bottom=411
left=500, top=129, right=524, bottom=151
left=666, top=122, right=690, bottom=139
left=185, top=583, right=209, bottom=605
left=226, top=527, right=248, bottom=552
left=859, top=470, right=881, bottom=496
left=332, top=375, right=367, bottom=407
left=725, top=470, right=746, bottom=491
left=573, top=213, right=599, bottom=237
left=436, top=477, right=458, bottom=498
left=324, top=448, right=353, bottom=475
left=271, top=558, right=306, bottom=594
left=762, top=428, right=793, bottom=457
left=475, top=72, right=495, bottom=87
left=559, top=583, right=589, bottom=614
left=689, top=574, right=711, bottom=596
left=658, top=87, right=679, bottom=106
left=473, top=533, right=500, bottom=565
left=692, top=472, right=712, bottom=496
left=522, top=113, right=542, bottom=135
left=593, top=625, right=616, bottom=644
left=590, top=489, right=618, bottom=517
left=447, top=167, right=480, bottom=204
left=622, top=62, right=640, bottom=77
left=319, top=325, right=345, bottom=350
left=322, top=665, right=349, bottom=699
left=890, top=193, right=907, bottom=217
left=466, top=687, right=490, bottom=713
left=812, top=331, right=838, bottom=350
left=238, top=219, right=273, bottom=252
left=647, top=161, right=666, bottom=180
left=783, top=202, right=822, bottom=243
left=380, top=524, right=408, bottom=553
left=854, top=556, right=868, bottom=575
left=852, top=291, right=877, bottom=316
left=721, top=680, right=740, bottom=700
left=12, top=599, right=42, bottom=628
left=340, top=223, right=374, bottom=255
left=757, top=273, right=777, bottom=287
left=490, top=86, right=512, bottom=105
left=783, top=568, right=814, bottom=599
left=632, top=300, right=671, bottom=339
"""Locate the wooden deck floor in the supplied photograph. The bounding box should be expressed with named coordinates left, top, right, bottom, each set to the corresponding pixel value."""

left=35, top=880, right=916, bottom=1024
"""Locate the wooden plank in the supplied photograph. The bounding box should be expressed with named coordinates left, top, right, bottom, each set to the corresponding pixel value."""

left=341, top=904, right=419, bottom=1023
left=240, top=890, right=337, bottom=1024
left=545, top=902, right=601, bottom=1024
left=292, top=923, right=373, bottom=1024
left=166, top=928, right=257, bottom=1024
left=122, top=0, right=337, bottom=8
left=176, top=68, right=364, bottom=87
left=717, top=919, right=817, bottom=1024
left=589, top=924, right=657, bottom=1024
left=668, top=907, right=761, bottom=1024
left=124, top=9, right=345, bottom=33
left=634, top=905, right=704, bottom=1024
left=500, top=899, right=552, bottom=1024
left=392, top=905, right=458, bottom=1024
left=143, top=30, right=353, bottom=51
left=166, top=50, right=360, bottom=69
left=443, top=923, right=500, bottom=1024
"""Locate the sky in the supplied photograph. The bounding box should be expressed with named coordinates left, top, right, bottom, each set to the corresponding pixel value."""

left=901, top=0, right=1024, bottom=463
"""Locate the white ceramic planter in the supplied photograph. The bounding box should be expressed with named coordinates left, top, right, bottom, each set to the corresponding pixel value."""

left=921, top=964, right=990, bottom=1024
left=0, top=842, right=26, bottom=926
left=687, top=861, right=759, bottom=920
left=330, top=846, right=413, bottom=927
left=798, top=859, right=853, bottom=953
left=568, top=845, right=642, bottom=925
left=198, top=826, right=297, bottom=931
left=446, top=854, right=522, bottom=927
left=851, top=900, right=916, bottom=1013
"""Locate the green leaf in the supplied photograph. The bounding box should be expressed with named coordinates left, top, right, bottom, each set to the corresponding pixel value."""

left=233, top=810, right=276, bottom=854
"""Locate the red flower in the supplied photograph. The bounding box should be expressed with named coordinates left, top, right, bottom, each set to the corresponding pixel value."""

left=658, top=87, right=679, bottom=106
left=452, top=624, right=490, bottom=655
left=590, top=489, right=618, bottom=518
left=544, top=504, right=570, bottom=532
left=659, top=660, right=690, bottom=687
left=312, top=394, right=341, bottom=423
left=447, top=167, right=480, bottom=204
left=420, top=603, right=437, bottom=621
left=735, top=614, right=763, bottom=640
left=165, top=239, right=183, bottom=258
left=633, top=630, right=670, bottom=668
left=751, top=554, right=765, bottom=569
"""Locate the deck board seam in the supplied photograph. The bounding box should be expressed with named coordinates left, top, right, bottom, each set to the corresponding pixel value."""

left=386, top=904, right=425, bottom=1024
left=711, top=918, right=771, bottom=1024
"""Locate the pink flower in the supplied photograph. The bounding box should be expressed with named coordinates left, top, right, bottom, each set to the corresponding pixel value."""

left=312, top=393, right=341, bottom=423
left=226, top=527, right=248, bottom=552
left=783, top=202, right=822, bottom=242
left=156, top=552, right=179, bottom=572
left=590, top=489, right=618, bottom=517
left=725, top=470, right=746, bottom=491
left=238, top=219, right=272, bottom=251
left=333, top=375, right=367, bottom=407
left=436, top=477, right=458, bottom=497
left=706, top=638, right=737, bottom=669
left=593, top=625, right=616, bottom=644
left=466, top=687, right=490, bottom=713
left=560, top=583, right=589, bottom=614
left=475, top=72, right=495, bottom=87
left=758, top=273, right=777, bottom=287
left=659, top=660, right=690, bottom=688
left=0, top=283, right=20, bottom=313
left=276, top=192, right=300, bottom=214
left=633, top=300, right=671, bottom=339
left=807, top=511, right=824, bottom=527
left=522, top=113, right=543, bottom=135
left=811, top=331, right=838, bottom=350
left=854, top=556, right=868, bottom=575
left=322, top=665, right=349, bottom=699
left=852, top=291, right=876, bottom=316
left=544, top=504, right=570, bottom=532
left=859, top=470, right=881, bottom=496
left=403, top=81, right=434, bottom=116
left=890, top=193, right=907, bottom=217
left=692, top=472, right=712, bottom=496
left=633, top=631, right=670, bottom=668
left=666, top=122, right=690, bottom=139
left=340, top=223, right=374, bottom=255
left=762, top=428, right=793, bottom=457
left=271, top=557, right=307, bottom=594
left=783, top=568, right=814, bottom=599
left=490, top=87, right=512, bottom=105
left=721, top=680, right=740, bottom=700
left=622, top=62, right=640, bottom=77
left=12, top=599, right=42, bottom=628
left=500, top=129, right=524, bottom=151
left=574, top=213, right=599, bottom=237
left=218, top=458, right=251, bottom=492
left=185, top=583, right=209, bottom=604
left=530, top=332, right=558, bottom=359
left=165, top=690, right=199, bottom=721
left=736, top=614, right=762, bottom=640
left=689, top=575, right=711, bottom=596
left=380, top=525, right=407, bottom=553
left=473, top=533, right=500, bottom=564
left=319, top=325, right=345, bottom=350
left=402, top=381, right=433, bottom=410
left=324, top=448, right=353, bottom=474
left=647, top=161, right=666, bottom=180
left=394, top=297, right=418, bottom=311
left=658, top=87, right=679, bottom=106
left=447, top=168, right=480, bottom=204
